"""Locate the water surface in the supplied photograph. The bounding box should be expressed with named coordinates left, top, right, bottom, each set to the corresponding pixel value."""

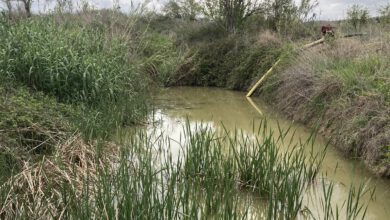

left=150, top=87, right=390, bottom=219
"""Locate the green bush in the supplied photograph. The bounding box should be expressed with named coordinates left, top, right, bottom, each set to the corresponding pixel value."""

left=171, top=35, right=284, bottom=90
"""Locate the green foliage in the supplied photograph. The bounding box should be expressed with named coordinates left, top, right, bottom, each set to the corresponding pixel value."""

left=347, top=5, right=370, bottom=31
left=163, top=1, right=183, bottom=18
left=0, top=86, right=70, bottom=147
left=203, top=0, right=263, bottom=33
left=140, top=32, right=180, bottom=85
left=0, top=84, right=73, bottom=173
left=0, top=16, right=150, bottom=137
left=172, top=35, right=284, bottom=89
left=254, top=0, right=319, bottom=36
left=379, top=4, right=390, bottom=26
left=266, top=0, right=300, bottom=33
left=163, top=0, right=202, bottom=20
left=1, top=18, right=141, bottom=105
left=0, top=120, right=331, bottom=219
left=315, top=55, right=390, bottom=102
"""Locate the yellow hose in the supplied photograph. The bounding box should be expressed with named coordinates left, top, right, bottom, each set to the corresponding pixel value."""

left=246, top=58, right=281, bottom=97
left=246, top=37, right=325, bottom=97
left=302, top=37, right=325, bottom=49
left=246, top=97, right=263, bottom=116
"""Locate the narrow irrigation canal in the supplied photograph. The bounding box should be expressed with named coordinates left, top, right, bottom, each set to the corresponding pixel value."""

left=149, top=87, right=390, bottom=219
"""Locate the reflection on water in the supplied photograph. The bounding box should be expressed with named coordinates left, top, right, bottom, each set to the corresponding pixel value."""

left=150, top=87, right=389, bottom=219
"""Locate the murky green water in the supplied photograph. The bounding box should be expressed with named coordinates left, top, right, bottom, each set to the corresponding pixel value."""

left=150, top=87, right=390, bottom=219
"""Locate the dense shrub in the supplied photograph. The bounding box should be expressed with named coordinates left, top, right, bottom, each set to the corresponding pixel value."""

left=171, top=34, right=284, bottom=90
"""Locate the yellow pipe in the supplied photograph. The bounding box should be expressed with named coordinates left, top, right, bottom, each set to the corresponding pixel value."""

left=302, top=37, right=325, bottom=49
left=246, top=37, right=325, bottom=97
left=246, top=97, right=263, bottom=116
left=246, top=58, right=281, bottom=97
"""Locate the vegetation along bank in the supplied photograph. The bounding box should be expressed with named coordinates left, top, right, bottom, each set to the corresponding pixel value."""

left=0, top=0, right=389, bottom=218
left=163, top=2, right=390, bottom=177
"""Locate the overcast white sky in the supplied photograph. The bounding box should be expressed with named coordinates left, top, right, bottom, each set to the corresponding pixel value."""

left=314, top=0, right=389, bottom=20
left=2, top=0, right=390, bottom=20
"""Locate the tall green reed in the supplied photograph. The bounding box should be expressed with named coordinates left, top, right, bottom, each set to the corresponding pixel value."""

left=0, top=15, right=149, bottom=137
left=0, top=120, right=372, bottom=219
left=312, top=176, right=375, bottom=220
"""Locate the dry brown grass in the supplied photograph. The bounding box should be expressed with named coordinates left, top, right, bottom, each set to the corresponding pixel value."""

left=261, top=36, right=390, bottom=177
left=256, top=30, right=282, bottom=46
left=0, top=134, right=118, bottom=219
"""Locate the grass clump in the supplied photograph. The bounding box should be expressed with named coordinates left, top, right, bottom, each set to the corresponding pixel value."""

left=140, top=32, right=181, bottom=85
left=1, top=120, right=374, bottom=219
left=0, top=120, right=316, bottom=219
left=0, top=16, right=149, bottom=135
left=315, top=54, right=390, bottom=102
left=312, top=177, right=374, bottom=220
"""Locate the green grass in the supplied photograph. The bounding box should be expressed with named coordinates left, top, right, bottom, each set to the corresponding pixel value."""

left=0, top=15, right=153, bottom=138
left=0, top=12, right=379, bottom=219
left=315, top=54, right=390, bottom=103
left=0, top=83, right=74, bottom=177
left=313, top=177, right=374, bottom=220
left=140, top=32, right=181, bottom=85
left=170, top=35, right=286, bottom=90
left=0, top=120, right=374, bottom=219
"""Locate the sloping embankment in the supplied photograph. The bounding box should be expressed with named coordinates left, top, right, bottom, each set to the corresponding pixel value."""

left=259, top=38, right=390, bottom=177
left=170, top=35, right=390, bottom=177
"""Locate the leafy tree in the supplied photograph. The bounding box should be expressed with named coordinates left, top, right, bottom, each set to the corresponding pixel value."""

left=1, top=0, right=12, bottom=13
left=1, top=0, right=13, bottom=18
left=347, top=4, right=369, bottom=31
left=1, top=0, right=33, bottom=18
left=18, top=0, right=32, bottom=17
left=54, top=0, right=73, bottom=13
left=181, top=0, right=201, bottom=20
left=163, top=0, right=183, bottom=19
left=163, top=0, right=201, bottom=20
left=298, top=0, right=318, bottom=21
left=203, top=0, right=264, bottom=34
left=379, top=4, right=390, bottom=25
left=265, top=0, right=297, bottom=32
left=264, top=0, right=318, bottom=34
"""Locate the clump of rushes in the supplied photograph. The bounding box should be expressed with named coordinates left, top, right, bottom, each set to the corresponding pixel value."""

left=0, top=16, right=149, bottom=137
left=0, top=120, right=373, bottom=219
left=311, top=177, right=375, bottom=220
left=182, top=121, right=326, bottom=219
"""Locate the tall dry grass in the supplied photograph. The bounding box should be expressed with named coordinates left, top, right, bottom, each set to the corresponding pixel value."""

left=260, top=34, right=390, bottom=176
